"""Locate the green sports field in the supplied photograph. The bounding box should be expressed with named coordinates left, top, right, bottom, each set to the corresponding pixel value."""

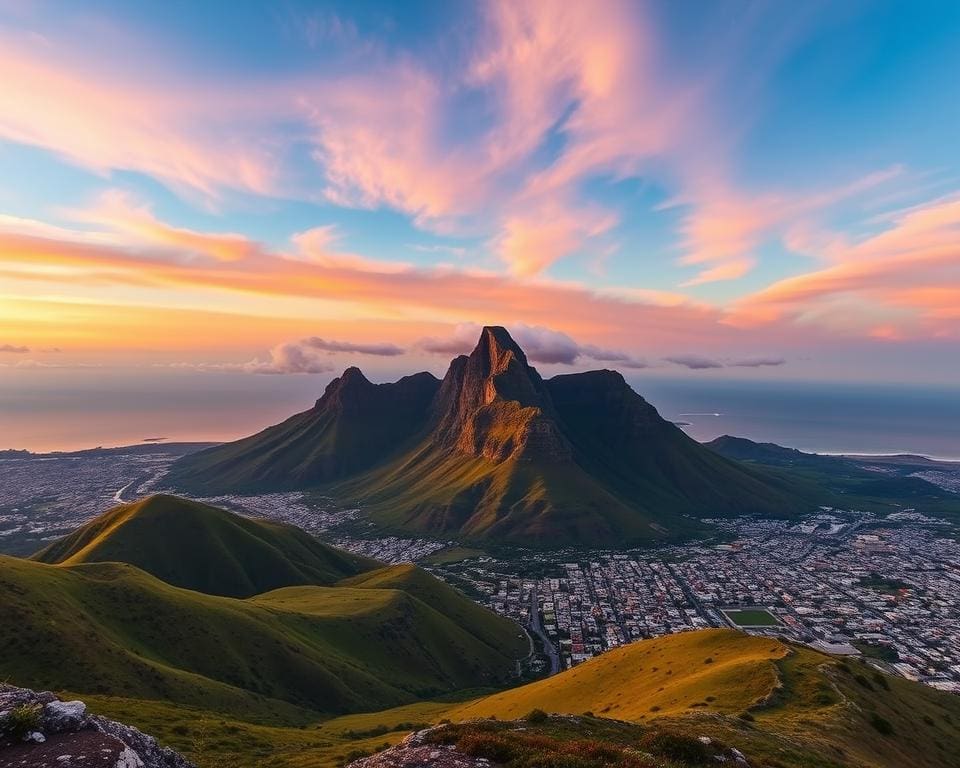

left=721, top=607, right=781, bottom=626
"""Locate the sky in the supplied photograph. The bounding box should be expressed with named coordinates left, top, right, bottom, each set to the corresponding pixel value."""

left=1, top=0, right=960, bottom=448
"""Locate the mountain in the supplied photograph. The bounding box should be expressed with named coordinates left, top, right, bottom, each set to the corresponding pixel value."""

left=33, top=494, right=377, bottom=598
left=0, top=555, right=526, bottom=720
left=168, top=327, right=814, bottom=546
left=707, top=435, right=960, bottom=519
left=165, top=369, right=439, bottom=494
left=446, top=628, right=960, bottom=768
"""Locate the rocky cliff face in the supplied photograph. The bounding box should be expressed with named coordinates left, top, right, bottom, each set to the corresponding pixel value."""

left=0, top=684, right=192, bottom=768
left=430, top=326, right=572, bottom=463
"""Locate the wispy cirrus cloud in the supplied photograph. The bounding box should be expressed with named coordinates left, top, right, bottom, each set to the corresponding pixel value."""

left=729, top=194, right=960, bottom=338
left=0, top=344, right=30, bottom=353
left=0, top=0, right=935, bottom=300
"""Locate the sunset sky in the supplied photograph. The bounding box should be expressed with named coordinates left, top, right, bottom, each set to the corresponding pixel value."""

left=2, top=1, right=960, bottom=448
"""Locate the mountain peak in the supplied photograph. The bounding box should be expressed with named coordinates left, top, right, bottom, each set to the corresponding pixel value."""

left=431, top=326, right=569, bottom=463
left=315, top=366, right=373, bottom=409
left=476, top=325, right=526, bottom=360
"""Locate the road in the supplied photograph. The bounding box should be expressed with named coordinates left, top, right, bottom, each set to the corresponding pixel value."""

left=528, top=588, right=561, bottom=675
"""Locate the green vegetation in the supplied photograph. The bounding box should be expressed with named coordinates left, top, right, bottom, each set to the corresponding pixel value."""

left=422, top=546, right=487, bottom=565
left=165, top=369, right=439, bottom=495
left=0, top=554, right=525, bottom=719
left=859, top=572, right=912, bottom=594
left=442, top=631, right=960, bottom=768
left=707, top=435, right=960, bottom=521
left=721, top=608, right=781, bottom=626
left=422, top=717, right=721, bottom=768
left=2, top=703, right=42, bottom=740
left=22, top=628, right=960, bottom=768
left=854, top=641, right=900, bottom=662
left=33, top=494, right=377, bottom=598
left=451, top=630, right=789, bottom=721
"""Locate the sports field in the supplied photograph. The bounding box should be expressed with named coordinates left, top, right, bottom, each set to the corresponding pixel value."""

left=721, top=608, right=781, bottom=626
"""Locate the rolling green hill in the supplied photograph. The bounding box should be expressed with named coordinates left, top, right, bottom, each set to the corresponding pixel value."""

left=170, top=327, right=819, bottom=547
left=339, top=563, right=528, bottom=654
left=0, top=555, right=526, bottom=720
left=33, top=494, right=378, bottom=598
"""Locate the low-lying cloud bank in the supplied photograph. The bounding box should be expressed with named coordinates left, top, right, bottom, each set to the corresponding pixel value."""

left=665, top=354, right=786, bottom=370
left=417, top=323, right=650, bottom=369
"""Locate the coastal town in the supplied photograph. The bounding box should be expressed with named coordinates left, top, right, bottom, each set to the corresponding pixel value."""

left=437, top=511, right=960, bottom=692
left=3, top=445, right=960, bottom=694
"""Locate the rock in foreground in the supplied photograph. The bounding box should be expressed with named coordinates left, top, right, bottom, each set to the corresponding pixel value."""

left=0, top=684, right=193, bottom=768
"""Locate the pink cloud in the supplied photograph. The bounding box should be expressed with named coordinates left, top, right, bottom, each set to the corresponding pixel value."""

left=0, top=33, right=285, bottom=198
left=730, top=194, right=960, bottom=337
left=69, top=190, right=257, bottom=262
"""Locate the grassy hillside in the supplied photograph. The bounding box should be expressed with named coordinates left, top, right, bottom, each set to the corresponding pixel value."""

left=452, top=629, right=787, bottom=721
left=33, top=494, right=377, bottom=598
left=0, top=554, right=525, bottom=719
left=338, top=563, right=528, bottom=655
left=448, top=629, right=960, bottom=768
left=67, top=628, right=960, bottom=768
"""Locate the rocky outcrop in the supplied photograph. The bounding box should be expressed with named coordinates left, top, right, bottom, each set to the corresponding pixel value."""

left=347, top=728, right=492, bottom=768
left=430, top=326, right=572, bottom=463
left=0, top=685, right=193, bottom=768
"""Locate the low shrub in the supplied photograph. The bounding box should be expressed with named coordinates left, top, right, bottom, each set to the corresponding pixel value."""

left=870, top=714, right=894, bottom=736
left=2, top=703, right=41, bottom=740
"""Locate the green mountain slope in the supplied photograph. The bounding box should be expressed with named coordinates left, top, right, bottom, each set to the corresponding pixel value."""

left=166, top=327, right=820, bottom=547
left=339, top=563, right=528, bottom=654
left=707, top=435, right=960, bottom=519
left=165, top=369, right=439, bottom=494
left=33, top=494, right=377, bottom=598
left=0, top=555, right=526, bottom=720
left=339, top=329, right=813, bottom=546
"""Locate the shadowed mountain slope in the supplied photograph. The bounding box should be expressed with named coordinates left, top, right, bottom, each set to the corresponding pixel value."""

left=164, top=369, right=439, bottom=494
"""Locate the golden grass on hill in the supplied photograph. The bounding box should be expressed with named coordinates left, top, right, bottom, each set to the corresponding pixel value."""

left=451, top=629, right=788, bottom=722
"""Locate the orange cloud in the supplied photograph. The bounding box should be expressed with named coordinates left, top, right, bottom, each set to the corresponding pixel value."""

left=69, top=191, right=256, bottom=262
left=0, top=225, right=741, bottom=358
left=731, top=194, right=960, bottom=337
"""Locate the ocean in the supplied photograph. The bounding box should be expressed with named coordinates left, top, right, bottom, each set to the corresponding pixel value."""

left=1, top=369, right=958, bottom=459
left=634, top=377, right=960, bottom=461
